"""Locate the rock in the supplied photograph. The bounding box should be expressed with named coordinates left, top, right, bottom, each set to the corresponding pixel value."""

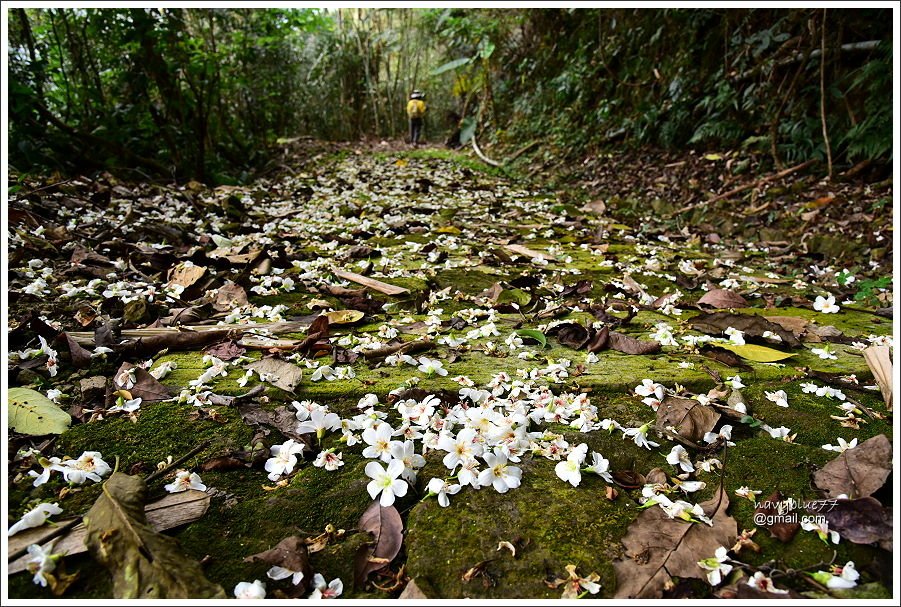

left=80, top=376, right=108, bottom=404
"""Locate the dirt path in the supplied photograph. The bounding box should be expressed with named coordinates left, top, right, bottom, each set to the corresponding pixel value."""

left=7, top=148, right=893, bottom=599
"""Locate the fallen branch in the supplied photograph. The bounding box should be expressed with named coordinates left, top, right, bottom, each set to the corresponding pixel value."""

left=362, top=340, right=434, bottom=361
left=669, top=158, right=816, bottom=217
left=506, top=140, right=540, bottom=164
left=471, top=134, right=502, bottom=168
left=66, top=321, right=312, bottom=346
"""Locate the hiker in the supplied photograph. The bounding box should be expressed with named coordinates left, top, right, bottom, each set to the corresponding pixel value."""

left=406, top=90, right=427, bottom=145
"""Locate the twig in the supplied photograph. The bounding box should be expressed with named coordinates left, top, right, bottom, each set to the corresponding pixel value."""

left=12, top=177, right=77, bottom=200
left=668, top=159, right=816, bottom=217
left=819, top=8, right=833, bottom=180
left=506, top=140, right=540, bottom=163
left=146, top=439, right=212, bottom=483
left=363, top=340, right=434, bottom=361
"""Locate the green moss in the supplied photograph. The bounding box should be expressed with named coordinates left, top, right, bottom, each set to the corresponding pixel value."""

left=723, top=435, right=883, bottom=574
left=57, top=400, right=252, bottom=504
left=433, top=268, right=504, bottom=294
left=406, top=455, right=639, bottom=599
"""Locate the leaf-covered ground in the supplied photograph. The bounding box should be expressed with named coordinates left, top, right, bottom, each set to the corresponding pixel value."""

left=6, top=146, right=894, bottom=599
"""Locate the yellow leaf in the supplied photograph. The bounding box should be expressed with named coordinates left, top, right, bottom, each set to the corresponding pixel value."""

left=324, top=309, right=365, bottom=324
left=394, top=159, right=408, bottom=167
left=716, top=343, right=795, bottom=362
left=9, top=388, right=72, bottom=435
left=436, top=225, right=461, bottom=234
left=704, top=153, right=723, bottom=161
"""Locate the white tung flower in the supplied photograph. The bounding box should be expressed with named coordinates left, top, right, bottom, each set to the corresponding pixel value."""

left=8, top=503, right=64, bottom=536
left=764, top=390, right=789, bottom=408
left=623, top=423, right=659, bottom=449
left=478, top=451, right=522, bottom=493
left=417, top=357, right=448, bottom=377
left=813, top=294, right=840, bottom=314
left=234, top=579, right=266, bottom=599
left=164, top=470, right=207, bottom=493
left=425, top=477, right=462, bottom=507
left=635, top=379, right=664, bottom=400
left=811, top=346, right=838, bottom=360
left=697, top=546, right=733, bottom=586
left=365, top=460, right=408, bottom=507
left=822, top=437, right=857, bottom=453
left=724, top=327, right=745, bottom=345
left=265, top=439, right=305, bottom=481
left=59, top=451, right=111, bottom=484
left=297, top=409, right=341, bottom=440
left=811, top=561, right=859, bottom=589
left=746, top=571, right=789, bottom=594
left=666, top=445, right=695, bottom=473
left=584, top=451, right=614, bottom=483
left=310, top=573, right=343, bottom=599
left=725, top=375, right=745, bottom=389
left=554, top=443, right=588, bottom=487
left=26, top=542, right=60, bottom=587
left=313, top=449, right=344, bottom=471
left=801, top=519, right=840, bottom=545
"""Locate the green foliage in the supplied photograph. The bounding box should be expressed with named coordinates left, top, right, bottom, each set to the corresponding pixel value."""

left=444, top=8, right=892, bottom=168
left=853, top=276, right=891, bottom=305
left=6, top=8, right=893, bottom=181
left=8, top=8, right=333, bottom=182
left=839, top=41, right=892, bottom=162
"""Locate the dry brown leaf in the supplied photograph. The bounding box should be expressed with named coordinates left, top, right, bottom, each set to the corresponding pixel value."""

left=813, top=434, right=892, bottom=499
left=82, top=473, right=225, bottom=598
left=167, top=262, right=207, bottom=289
left=333, top=269, right=409, bottom=295
left=354, top=501, right=404, bottom=589
left=763, top=316, right=809, bottom=338
left=9, top=490, right=211, bottom=575
left=204, top=340, right=246, bottom=361
left=655, top=397, right=720, bottom=444
left=324, top=309, right=365, bottom=325
left=822, top=497, right=892, bottom=551
left=212, top=282, right=248, bottom=312
left=863, top=346, right=892, bottom=410
left=244, top=357, right=304, bottom=393
left=302, top=526, right=345, bottom=553
left=613, top=489, right=736, bottom=598
left=504, top=243, right=556, bottom=261
left=244, top=536, right=313, bottom=596
left=555, top=322, right=590, bottom=349
left=113, top=362, right=172, bottom=401
left=689, top=312, right=801, bottom=348
left=608, top=331, right=661, bottom=355
left=697, top=288, right=748, bottom=309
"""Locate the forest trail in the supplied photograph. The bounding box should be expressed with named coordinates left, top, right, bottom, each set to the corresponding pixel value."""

left=8, top=147, right=893, bottom=599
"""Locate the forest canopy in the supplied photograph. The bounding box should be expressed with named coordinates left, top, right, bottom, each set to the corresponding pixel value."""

left=7, top=7, right=893, bottom=184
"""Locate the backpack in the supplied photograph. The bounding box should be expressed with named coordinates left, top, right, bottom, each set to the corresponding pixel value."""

left=408, top=99, right=425, bottom=119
